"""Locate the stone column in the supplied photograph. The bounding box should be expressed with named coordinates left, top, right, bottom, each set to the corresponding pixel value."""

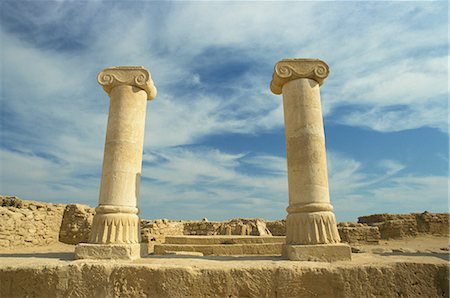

left=75, top=66, right=157, bottom=260
left=270, top=59, right=351, bottom=261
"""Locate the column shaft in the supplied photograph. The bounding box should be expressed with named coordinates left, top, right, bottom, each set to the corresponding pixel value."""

left=90, top=85, right=147, bottom=244
left=99, top=85, right=147, bottom=208
left=282, top=78, right=340, bottom=245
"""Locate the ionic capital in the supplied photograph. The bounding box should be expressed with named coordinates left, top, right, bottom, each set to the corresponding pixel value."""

left=97, top=66, right=157, bottom=100
left=270, top=58, right=329, bottom=94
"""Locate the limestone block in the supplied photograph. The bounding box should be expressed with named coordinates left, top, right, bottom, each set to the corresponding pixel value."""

left=284, top=243, right=352, bottom=262
left=74, top=243, right=148, bottom=260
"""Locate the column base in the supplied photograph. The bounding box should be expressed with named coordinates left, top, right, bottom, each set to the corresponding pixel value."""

left=283, top=243, right=351, bottom=262
left=286, top=211, right=341, bottom=244
left=74, top=243, right=148, bottom=260
left=89, top=206, right=141, bottom=244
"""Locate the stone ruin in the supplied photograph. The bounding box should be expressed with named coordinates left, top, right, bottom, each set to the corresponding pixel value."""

left=62, top=60, right=352, bottom=261
left=1, top=59, right=449, bottom=297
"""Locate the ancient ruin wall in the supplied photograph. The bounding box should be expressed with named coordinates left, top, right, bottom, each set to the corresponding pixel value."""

left=266, top=220, right=286, bottom=236
left=59, top=204, right=95, bottom=244
left=0, top=196, right=65, bottom=248
left=183, top=218, right=272, bottom=236
left=358, top=212, right=449, bottom=239
left=141, top=219, right=185, bottom=251
left=1, top=196, right=448, bottom=247
left=337, top=222, right=380, bottom=244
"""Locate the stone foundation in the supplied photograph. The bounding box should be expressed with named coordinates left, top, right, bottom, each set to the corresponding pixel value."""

left=0, top=257, right=447, bottom=297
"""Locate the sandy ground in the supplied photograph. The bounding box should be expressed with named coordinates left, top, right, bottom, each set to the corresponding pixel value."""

left=353, top=234, right=449, bottom=253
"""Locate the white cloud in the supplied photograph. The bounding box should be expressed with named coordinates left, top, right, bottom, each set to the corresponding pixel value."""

left=328, top=153, right=448, bottom=220
left=138, top=148, right=288, bottom=220
left=241, top=154, right=287, bottom=175
left=0, top=148, right=99, bottom=205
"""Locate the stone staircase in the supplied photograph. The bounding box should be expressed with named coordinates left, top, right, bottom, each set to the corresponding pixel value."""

left=153, top=235, right=285, bottom=256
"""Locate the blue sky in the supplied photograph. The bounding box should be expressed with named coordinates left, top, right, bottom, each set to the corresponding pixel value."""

left=0, top=1, right=448, bottom=222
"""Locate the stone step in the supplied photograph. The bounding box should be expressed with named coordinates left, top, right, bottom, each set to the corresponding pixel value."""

left=164, top=235, right=286, bottom=245
left=154, top=243, right=283, bottom=256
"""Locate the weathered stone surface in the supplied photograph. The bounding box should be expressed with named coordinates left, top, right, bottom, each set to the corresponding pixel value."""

left=59, top=204, right=95, bottom=244
left=0, top=257, right=447, bottom=298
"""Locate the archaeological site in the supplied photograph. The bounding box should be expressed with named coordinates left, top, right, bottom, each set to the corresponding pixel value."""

left=0, top=61, right=448, bottom=297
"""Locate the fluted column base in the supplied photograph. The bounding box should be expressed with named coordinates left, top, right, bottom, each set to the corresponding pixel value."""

left=285, top=211, right=351, bottom=262
left=88, top=205, right=141, bottom=244
left=75, top=205, right=147, bottom=260
left=286, top=211, right=341, bottom=245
